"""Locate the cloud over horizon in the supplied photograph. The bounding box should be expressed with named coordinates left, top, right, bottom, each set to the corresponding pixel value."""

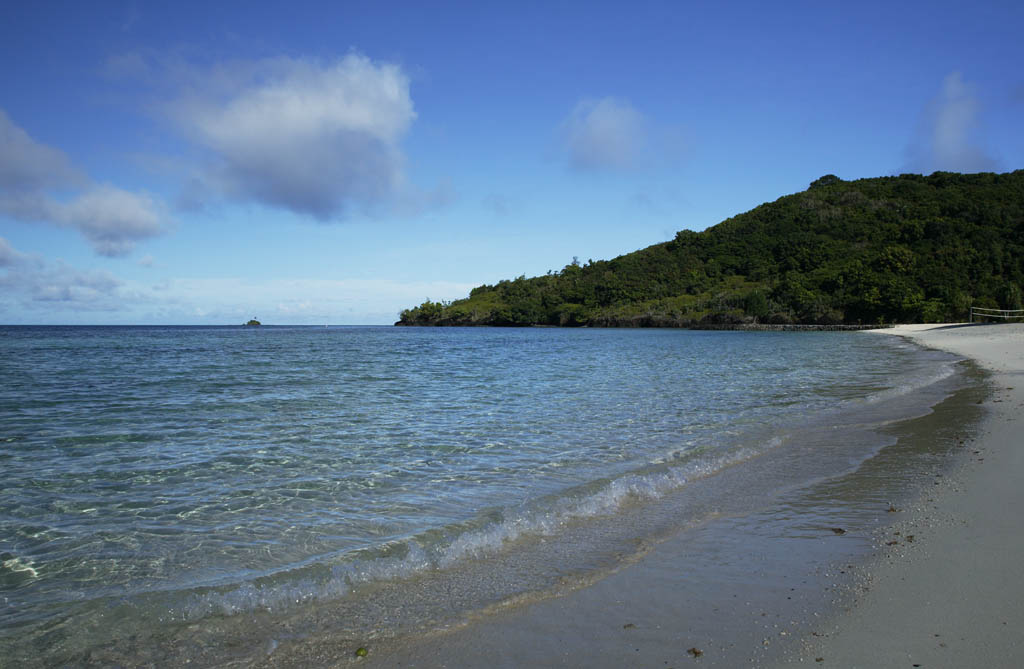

left=165, top=53, right=423, bottom=219
left=0, top=110, right=170, bottom=256
left=0, top=236, right=127, bottom=312
left=904, top=71, right=999, bottom=174
left=0, top=232, right=477, bottom=324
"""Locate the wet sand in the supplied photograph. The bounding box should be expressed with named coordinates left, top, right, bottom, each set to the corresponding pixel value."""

left=778, top=322, right=1024, bottom=667
left=255, top=325, right=1012, bottom=668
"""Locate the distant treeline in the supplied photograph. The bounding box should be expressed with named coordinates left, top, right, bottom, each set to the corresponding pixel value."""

left=397, top=171, right=1024, bottom=327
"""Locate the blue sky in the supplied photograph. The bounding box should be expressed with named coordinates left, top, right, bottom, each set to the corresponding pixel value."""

left=1, top=1, right=1021, bottom=324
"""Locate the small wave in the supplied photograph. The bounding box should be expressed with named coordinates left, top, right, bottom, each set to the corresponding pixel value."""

left=435, top=444, right=768, bottom=568
left=173, top=439, right=774, bottom=620
left=862, top=359, right=959, bottom=405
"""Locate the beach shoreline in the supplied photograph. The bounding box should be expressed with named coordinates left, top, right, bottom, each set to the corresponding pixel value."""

left=19, top=325, right=1014, bottom=667
left=247, top=325, right=1020, bottom=668
left=5, top=327, right=999, bottom=668
left=775, top=322, right=1024, bottom=667
left=355, top=324, right=1023, bottom=669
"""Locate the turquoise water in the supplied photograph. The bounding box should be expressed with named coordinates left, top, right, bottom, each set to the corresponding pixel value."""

left=0, top=326, right=962, bottom=664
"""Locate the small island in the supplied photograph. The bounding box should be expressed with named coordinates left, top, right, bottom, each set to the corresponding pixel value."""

left=244, top=318, right=261, bottom=326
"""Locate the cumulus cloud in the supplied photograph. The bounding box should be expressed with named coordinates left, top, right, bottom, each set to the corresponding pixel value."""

left=561, top=98, right=649, bottom=171
left=165, top=53, right=420, bottom=219
left=904, top=72, right=999, bottom=174
left=60, top=186, right=167, bottom=257
left=0, top=110, right=170, bottom=256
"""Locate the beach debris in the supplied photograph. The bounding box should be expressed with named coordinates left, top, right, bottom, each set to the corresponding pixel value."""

left=815, top=658, right=824, bottom=663
left=906, top=535, right=915, bottom=542
left=623, top=623, right=636, bottom=629
left=687, top=646, right=703, bottom=657
left=355, top=646, right=368, bottom=658
left=887, top=504, right=899, bottom=513
left=830, top=527, right=846, bottom=535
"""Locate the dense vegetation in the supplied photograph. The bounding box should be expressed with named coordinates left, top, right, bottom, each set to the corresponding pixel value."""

left=398, top=171, right=1024, bottom=327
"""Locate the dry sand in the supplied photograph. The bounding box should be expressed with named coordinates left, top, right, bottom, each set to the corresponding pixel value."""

left=782, top=322, right=1024, bottom=667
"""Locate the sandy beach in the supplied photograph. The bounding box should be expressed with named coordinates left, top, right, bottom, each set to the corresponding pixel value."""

left=780, top=322, right=1024, bottom=667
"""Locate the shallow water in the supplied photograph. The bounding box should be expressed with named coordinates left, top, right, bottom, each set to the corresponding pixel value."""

left=0, top=326, right=964, bottom=665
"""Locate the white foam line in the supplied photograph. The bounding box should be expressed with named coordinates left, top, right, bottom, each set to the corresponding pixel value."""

left=3, top=557, right=39, bottom=578
left=176, top=438, right=779, bottom=619
left=862, top=361, right=958, bottom=405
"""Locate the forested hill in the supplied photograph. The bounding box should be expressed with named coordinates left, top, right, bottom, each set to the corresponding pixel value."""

left=397, top=171, right=1024, bottom=327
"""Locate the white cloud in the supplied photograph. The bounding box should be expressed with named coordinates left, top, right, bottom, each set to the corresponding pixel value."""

left=166, top=53, right=421, bottom=219
left=29, top=266, right=123, bottom=304
left=905, top=72, right=999, bottom=174
left=561, top=97, right=649, bottom=171
left=1, top=236, right=475, bottom=324
left=0, top=239, right=126, bottom=313
left=0, top=110, right=170, bottom=256
left=60, top=186, right=167, bottom=257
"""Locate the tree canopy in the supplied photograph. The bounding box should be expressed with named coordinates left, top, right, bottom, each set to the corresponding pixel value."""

left=397, top=171, right=1024, bottom=327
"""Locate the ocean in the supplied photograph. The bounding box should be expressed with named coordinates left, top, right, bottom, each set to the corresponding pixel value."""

left=0, top=326, right=967, bottom=666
